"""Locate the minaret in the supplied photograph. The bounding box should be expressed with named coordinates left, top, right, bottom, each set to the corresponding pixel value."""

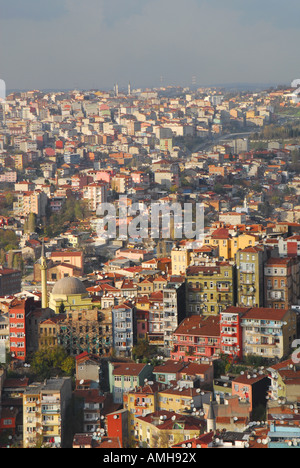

left=206, top=400, right=216, bottom=433
left=40, top=239, right=48, bottom=309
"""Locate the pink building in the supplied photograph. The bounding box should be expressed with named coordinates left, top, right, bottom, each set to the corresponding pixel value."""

left=131, top=171, right=150, bottom=186
left=95, top=170, right=114, bottom=184
left=171, top=315, right=221, bottom=362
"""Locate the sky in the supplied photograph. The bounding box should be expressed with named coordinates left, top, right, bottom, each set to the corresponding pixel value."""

left=0, top=0, right=300, bottom=92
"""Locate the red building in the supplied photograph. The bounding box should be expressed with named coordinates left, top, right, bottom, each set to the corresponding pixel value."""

left=0, top=407, right=18, bottom=438
left=106, top=409, right=128, bottom=447
left=220, top=307, right=244, bottom=361
left=171, top=315, right=220, bottom=362
left=9, top=297, right=34, bottom=361
left=0, top=267, right=21, bottom=296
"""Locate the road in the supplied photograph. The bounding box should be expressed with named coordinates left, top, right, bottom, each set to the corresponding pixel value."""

left=192, top=131, right=254, bottom=153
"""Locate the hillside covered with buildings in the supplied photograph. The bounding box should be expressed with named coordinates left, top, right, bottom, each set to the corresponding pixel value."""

left=1, top=84, right=300, bottom=448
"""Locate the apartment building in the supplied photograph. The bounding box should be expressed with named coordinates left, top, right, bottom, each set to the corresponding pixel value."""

left=204, top=227, right=258, bottom=261
left=231, top=371, right=270, bottom=415
left=13, top=190, right=48, bottom=218
left=171, top=315, right=220, bottom=361
left=111, top=303, right=136, bottom=358
left=133, top=410, right=206, bottom=448
left=267, top=358, right=300, bottom=402
left=220, top=306, right=244, bottom=361
left=264, top=257, right=300, bottom=309
left=9, top=297, right=35, bottom=362
left=22, top=377, right=72, bottom=448
left=162, top=280, right=186, bottom=357
left=82, top=182, right=107, bottom=211
left=148, top=291, right=164, bottom=349
left=0, top=267, right=22, bottom=296
left=240, top=307, right=297, bottom=360
left=171, top=246, right=193, bottom=275
left=124, top=381, right=163, bottom=445
left=236, top=245, right=267, bottom=307
left=186, top=261, right=236, bottom=316
left=157, top=387, right=211, bottom=414
left=108, top=362, right=154, bottom=404
left=111, top=174, right=132, bottom=193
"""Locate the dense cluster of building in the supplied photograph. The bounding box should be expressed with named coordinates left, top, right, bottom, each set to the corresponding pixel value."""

left=1, top=84, right=300, bottom=448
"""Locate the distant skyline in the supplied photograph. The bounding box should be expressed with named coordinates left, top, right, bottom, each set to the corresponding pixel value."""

left=0, top=0, right=300, bottom=91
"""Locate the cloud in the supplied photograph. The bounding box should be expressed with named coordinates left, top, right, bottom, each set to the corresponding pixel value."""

left=100, top=0, right=152, bottom=27
left=0, top=0, right=68, bottom=21
left=0, top=0, right=299, bottom=90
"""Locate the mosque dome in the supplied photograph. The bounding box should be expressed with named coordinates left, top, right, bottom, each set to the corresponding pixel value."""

left=51, top=276, right=87, bottom=296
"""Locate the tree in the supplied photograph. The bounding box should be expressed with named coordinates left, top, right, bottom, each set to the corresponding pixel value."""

left=60, top=356, right=75, bottom=376
left=30, top=346, right=75, bottom=379
left=132, top=339, right=158, bottom=362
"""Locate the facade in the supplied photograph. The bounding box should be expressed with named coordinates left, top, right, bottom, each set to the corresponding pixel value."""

left=171, top=246, right=193, bottom=275
left=267, top=359, right=300, bottom=402
left=38, top=317, right=60, bottom=349
left=153, top=360, right=187, bottom=386
left=220, top=307, right=244, bottom=361
left=9, top=297, right=35, bottom=362
left=240, top=307, right=297, bottom=360
left=75, top=352, right=102, bottom=384
left=157, top=387, right=211, bottom=414
left=111, top=303, right=136, bottom=357
left=124, top=382, right=163, bottom=446
left=171, top=315, right=221, bottom=361
left=22, top=377, right=72, bottom=448
left=13, top=190, right=48, bottom=218
left=57, top=309, right=109, bottom=357
left=231, top=371, right=270, bottom=415
left=108, top=362, right=154, bottom=404
left=186, top=262, right=236, bottom=316
left=148, top=291, right=164, bottom=349
left=133, top=410, right=205, bottom=448
left=264, top=257, right=299, bottom=309
left=236, top=245, right=267, bottom=308
left=83, top=182, right=107, bottom=211
left=73, top=387, right=106, bottom=434
left=0, top=267, right=22, bottom=296
left=106, top=409, right=128, bottom=448
left=205, top=228, right=258, bottom=261
left=162, top=280, right=186, bottom=357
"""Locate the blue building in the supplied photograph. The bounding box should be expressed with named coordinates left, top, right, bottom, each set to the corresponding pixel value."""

left=112, top=303, right=136, bottom=358
left=268, top=422, right=300, bottom=448
left=64, top=152, right=81, bottom=165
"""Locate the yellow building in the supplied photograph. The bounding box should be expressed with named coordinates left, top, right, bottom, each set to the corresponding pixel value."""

left=23, top=377, right=72, bottom=448
left=123, top=382, right=163, bottom=446
left=134, top=410, right=205, bottom=448
left=48, top=276, right=100, bottom=314
left=186, top=261, right=236, bottom=315
left=204, top=227, right=258, bottom=261
left=171, top=247, right=193, bottom=275
left=157, top=387, right=211, bottom=414
left=240, top=307, right=297, bottom=360
left=236, top=245, right=267, bottom=307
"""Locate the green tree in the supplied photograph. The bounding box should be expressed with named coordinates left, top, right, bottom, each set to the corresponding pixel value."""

left=31, top=346, right=74, bottom=379
left=132, top=339, right=158, bottom=362
left=60, top=356, right=75, bottom=376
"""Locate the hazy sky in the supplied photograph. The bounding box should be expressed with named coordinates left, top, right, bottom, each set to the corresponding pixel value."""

left=0, top=0, right=300, bottom=91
